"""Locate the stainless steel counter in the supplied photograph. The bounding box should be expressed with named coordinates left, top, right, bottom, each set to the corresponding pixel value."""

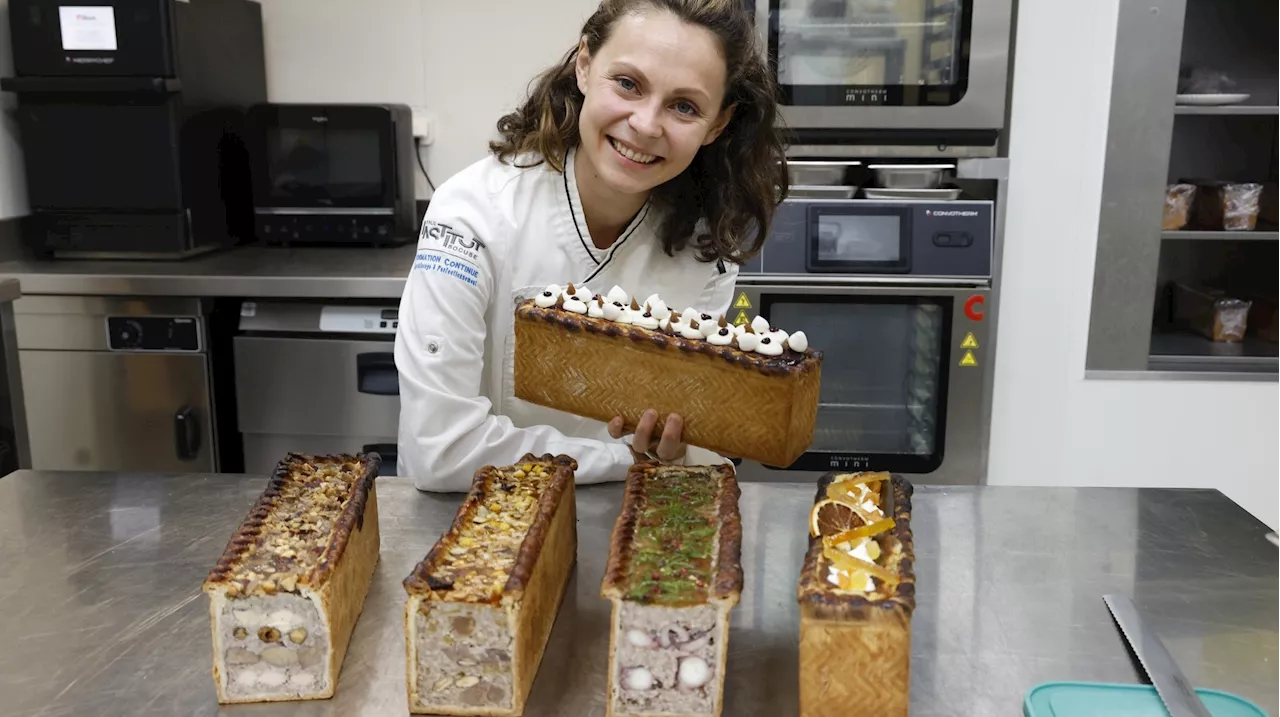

left=0, top=471, right=1275, bottom=717
left=0, top=245, right=418, bottom=298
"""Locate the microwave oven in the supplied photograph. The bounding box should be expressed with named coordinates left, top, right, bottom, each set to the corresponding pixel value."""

left=246, top=103, right=416, bottom=246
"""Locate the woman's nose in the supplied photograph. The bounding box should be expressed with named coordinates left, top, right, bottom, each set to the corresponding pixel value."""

left=628, top=101, right=663, bottom=139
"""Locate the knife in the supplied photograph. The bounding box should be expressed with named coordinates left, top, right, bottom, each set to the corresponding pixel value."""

left=1103, top=594, right=1213, bottom=717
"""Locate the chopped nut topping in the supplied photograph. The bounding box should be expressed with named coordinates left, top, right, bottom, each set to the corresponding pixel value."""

left=218, top=458, right=369, bottom=598
left=258, top=626, right=281, bottom=643
left=426, top=462, right=553, bottom=602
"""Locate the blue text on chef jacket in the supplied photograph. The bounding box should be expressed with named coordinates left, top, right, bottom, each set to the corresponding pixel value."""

left=414, top=251, right=480, bottom=287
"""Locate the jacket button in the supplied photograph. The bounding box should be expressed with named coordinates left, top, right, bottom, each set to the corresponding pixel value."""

left=427, top=341, right=440, bottom=354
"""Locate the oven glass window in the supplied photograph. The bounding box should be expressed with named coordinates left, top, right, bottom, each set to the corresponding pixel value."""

left=266, top=128, right=384, bottom=203
left=769, top=297, right=948, bottom=461
left=816, top=214, right=901, bottom=262
left=771, top=0, right=968, bottom=106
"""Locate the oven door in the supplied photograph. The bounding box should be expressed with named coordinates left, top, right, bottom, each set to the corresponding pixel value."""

left=732, top=282, right=990, bottom=485
left=753, top=0, right=1013, bottom=136
left=247, top=104, right=395, bottom=211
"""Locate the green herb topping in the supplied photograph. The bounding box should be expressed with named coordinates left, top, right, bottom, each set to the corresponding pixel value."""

left=623, top=469, right=720, bottom=605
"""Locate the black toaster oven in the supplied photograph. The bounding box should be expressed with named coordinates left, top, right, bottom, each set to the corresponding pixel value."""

left=247, top=103, right=415, bottom=246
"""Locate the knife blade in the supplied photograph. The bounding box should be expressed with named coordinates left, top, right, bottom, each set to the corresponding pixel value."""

left=1103, top=594, right=1213, bottom=717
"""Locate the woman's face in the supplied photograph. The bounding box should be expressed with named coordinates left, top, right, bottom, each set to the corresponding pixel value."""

left=574, top=10, right=734, bottom=198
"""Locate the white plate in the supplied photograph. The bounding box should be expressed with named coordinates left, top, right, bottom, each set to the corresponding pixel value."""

left=1176, top=93, right=1251, bottom=106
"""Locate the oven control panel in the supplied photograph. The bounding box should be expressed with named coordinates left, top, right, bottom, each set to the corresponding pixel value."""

left=747, top=199, right=994, bottom=278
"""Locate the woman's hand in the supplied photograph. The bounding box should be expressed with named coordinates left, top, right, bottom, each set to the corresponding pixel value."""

left=608, top=409, right=687, bottom=464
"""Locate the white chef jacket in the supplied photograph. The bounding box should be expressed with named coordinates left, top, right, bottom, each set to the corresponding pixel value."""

left=394, top=148, right=738, bottom=492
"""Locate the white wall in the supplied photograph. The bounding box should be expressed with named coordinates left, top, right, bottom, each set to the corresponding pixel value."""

left=0, top=0, right=30, bottom=219
left=989, top=0, right=1279, bottom=528
left=259, top=0, right=599, bottom=199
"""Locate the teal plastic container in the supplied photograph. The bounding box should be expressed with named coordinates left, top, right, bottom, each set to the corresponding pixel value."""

left=1024, top=681, right=1270, bottom=717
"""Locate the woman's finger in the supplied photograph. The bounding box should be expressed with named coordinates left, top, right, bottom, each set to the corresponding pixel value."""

left=655, top=413, right=684, bottom=462
left=607, top=416, right=625, bottom=440
left=632, top=409, right=658, bottom=455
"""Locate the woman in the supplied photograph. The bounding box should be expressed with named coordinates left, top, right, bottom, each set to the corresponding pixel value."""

left=395, top=0, right=788, bottom=491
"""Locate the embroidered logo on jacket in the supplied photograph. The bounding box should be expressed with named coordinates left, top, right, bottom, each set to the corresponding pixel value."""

left=421, top=220, right=486, bottom=263
left=415, top=220, right=486, bottom=288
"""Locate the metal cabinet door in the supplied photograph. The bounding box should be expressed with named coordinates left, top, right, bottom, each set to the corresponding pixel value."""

left=19, top=350, right=215, bottom=472
left=233, top=336, right=400, bottom=439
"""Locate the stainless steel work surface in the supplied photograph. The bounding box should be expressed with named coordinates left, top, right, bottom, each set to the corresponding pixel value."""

left=0, top=245, right=418, bottom=298
left=0, top=472, right=1274, bottom=717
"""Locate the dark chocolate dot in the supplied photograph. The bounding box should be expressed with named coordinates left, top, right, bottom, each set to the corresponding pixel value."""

left=643, top=312, right=652, bottom=318
left=613, top=301, right=624, bottom=308
left=761, top=337, right=772, bottom=344
left=718, top=328, right=729, bottom=336
left=542, top=291, right=552, bottom=297
left=701, top=313, right=712, bottom=321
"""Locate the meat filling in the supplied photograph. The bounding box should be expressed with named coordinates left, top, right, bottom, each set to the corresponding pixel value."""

left=612, top=602, right=721, bottom=716
left=216, top=592, right=329, bottom=700
left=411, top=601, right=513, bottom=710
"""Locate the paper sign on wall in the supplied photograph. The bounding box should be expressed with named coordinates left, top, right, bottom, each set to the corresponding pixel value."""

left=59, top=6, right=118, bottom=51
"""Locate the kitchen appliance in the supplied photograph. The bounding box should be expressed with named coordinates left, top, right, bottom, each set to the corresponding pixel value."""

left=234, top=301, right=400, bottom=474
left=752, top=0, right=1015, bottom=157
left=0, top=0, right=266, bottom=258
left=246, top=103, right=416, bottom=246
left=733, top=161, right=1002, bottom=484
left=12, top=295, right=217, bottom=471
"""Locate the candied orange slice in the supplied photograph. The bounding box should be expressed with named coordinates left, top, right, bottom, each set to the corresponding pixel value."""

left=825, top=518, right=895, bottom=547
left=823, top=544, right=899, bottom=586
left=831, top=471, right=889, bottom=487
left=808, top=499, right=863, bottom=537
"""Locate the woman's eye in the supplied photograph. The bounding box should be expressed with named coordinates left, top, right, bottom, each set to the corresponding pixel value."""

left=616, top=77, right=637, bottom=92
left=674, top=101, right=698, bottom=116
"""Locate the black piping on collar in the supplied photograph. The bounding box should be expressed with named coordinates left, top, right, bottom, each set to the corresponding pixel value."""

left=563, top=167, right=600, bottom=265
left=582, top=202, right=651, bottom=285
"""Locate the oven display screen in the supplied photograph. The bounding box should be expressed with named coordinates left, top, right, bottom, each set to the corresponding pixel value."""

left=815, top=214, right=901, bottom=262
left=266, top=128, right=384, bottom=202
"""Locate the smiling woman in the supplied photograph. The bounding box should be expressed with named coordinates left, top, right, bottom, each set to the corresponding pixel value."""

left=394, top=0, right=790, bottom=492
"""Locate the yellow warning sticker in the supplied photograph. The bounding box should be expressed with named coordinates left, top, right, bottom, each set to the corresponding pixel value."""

left=959, top=350, right=978, bottom=367
left=733, top=310, right=750, bottom=326
left=733, top=292, right=753, bottom=309
left=960, top=332, right=979, bottom=349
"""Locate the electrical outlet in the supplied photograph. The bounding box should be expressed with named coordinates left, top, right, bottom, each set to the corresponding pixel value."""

left=411, top=106, right=436, bottom=146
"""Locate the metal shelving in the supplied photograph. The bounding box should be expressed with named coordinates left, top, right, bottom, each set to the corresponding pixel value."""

left=1149, top=329, right=1278, bottom=373
left=1174, top=104, right=1280, bottom=115
left=1162, top=229, right=1279, bottom=240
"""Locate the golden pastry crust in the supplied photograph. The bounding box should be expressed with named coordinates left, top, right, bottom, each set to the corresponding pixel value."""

left=516, top=301, right=822, bottom=378
left=403, top=454, right=578, bottom=716
left=203, top=453, right=381, bottom=597
left=403, top=453, right=577, bottom=602
left=600, top=461, right=743, bottom=607
left=796, top=473, right=915, bottom=622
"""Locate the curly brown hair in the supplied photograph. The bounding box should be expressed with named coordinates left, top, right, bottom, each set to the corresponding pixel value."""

left=488, top=0, right=789, bottom=265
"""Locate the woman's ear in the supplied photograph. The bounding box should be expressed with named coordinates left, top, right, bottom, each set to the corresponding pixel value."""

left=574, top=37, right=591, bottom=95
left=702, top=104, right=737, bottom=146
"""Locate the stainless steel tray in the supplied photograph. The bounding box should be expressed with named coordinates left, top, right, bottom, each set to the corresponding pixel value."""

left=789, top=184, right=858, bottom=199
left=862, top=186, right=963, bottom=201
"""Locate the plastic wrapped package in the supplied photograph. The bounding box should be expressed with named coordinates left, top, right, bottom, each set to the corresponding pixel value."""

left=1162, top=184, right=1196, bottom=230
left=1170, top=282, right=1252, bottom=342
left=1193, top=182, right=1264, bottom=230
left=1244, top=293, right=1278, bottom=343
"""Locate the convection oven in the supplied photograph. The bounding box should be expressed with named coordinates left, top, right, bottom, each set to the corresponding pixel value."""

left=750, top=0, right=1015, bottom=156
left=733, top=172, right=1001, bottom=484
